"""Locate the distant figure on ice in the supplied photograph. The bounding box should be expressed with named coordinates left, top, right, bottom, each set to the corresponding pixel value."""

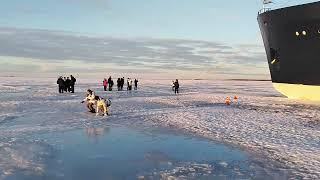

left=174, top=79, right=179, bottom=94
left=233, top=96, right=239, bottom=104
left=121, top=77, right=125, bottom=90
left=81, top=89, right=96, bottom=113
left=127, top=78, right=133, bottom=91
left=117, top=78, right=121, bottom=91
left=110, top=79, right=114, bottom=91
left=57, top=76, right=65, bottom=93
left=134, top=79, right=139, bottom=90
left=129, top=78, right=133, bottom=90
left=66, top=77, right=71, bottom=92
left=225, top=97, right=231, bottom=105
left=172, top=81, right=175, bottom=91
left=70, top=75, right=76, bottom=93
left=108, top=76, right=114, bottom=91
left=62, top=77, right=68, bottom=92
left=127, top=78, right=130, bottom=90
left=103, top=78, right=108, bottom=91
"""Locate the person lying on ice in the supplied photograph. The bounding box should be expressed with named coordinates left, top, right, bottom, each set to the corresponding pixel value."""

left=81, top=89, right=96, bottom=113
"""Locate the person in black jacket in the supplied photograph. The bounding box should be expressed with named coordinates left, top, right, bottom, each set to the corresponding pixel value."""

left=57, top=76, right=65, bottom=93
left=121, top=77, right=125, bottom=90
left=174, top=79, right=179, bottom=94
left=117, top=78, right=121, bottom=91
left=70, top=75, right=76, bottom=93
left=134, top=79, right=138, bottom=90
left=65, top=77, right=71, bottom=92
left=63, top=77, right=68, bottom=92
left=108, top=76, right=113, bottom=91
left=110, top=79, right=114, bottom=91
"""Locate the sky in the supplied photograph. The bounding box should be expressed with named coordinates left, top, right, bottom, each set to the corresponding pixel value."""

left=0, top=0, right=317, bottom=79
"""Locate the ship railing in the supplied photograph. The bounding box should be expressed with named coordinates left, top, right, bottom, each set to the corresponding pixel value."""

left=258, top=8, right=271, bottom=14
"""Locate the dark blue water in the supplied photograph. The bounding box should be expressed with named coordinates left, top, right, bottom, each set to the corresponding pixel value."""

left=2, top=125, right=289, bottom=180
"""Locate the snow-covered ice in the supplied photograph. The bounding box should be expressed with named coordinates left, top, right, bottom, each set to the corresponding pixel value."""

left=0, top=77, right=319, bottom=179
left=143, top=80, right=320, bottom=179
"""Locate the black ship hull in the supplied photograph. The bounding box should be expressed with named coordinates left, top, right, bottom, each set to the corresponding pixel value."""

left=257, top=2, right=320, bottom=100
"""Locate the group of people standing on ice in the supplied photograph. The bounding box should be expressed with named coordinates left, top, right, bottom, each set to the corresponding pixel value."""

left=103, top=76, right=138, bottom=91
left=57, top=75, right=77, bottom=93
left=56, top=75, right=180, bottom=117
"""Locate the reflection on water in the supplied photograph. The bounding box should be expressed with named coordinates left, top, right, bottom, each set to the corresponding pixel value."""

left=85, top=127, right=108, bottom=137
left=85, top=126, right=110, bottom=143
left=1, top=125, right=290, bottom=180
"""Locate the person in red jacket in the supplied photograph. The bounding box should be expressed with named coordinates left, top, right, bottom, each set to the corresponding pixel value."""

left=103, top=78, right=108, bottom=91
